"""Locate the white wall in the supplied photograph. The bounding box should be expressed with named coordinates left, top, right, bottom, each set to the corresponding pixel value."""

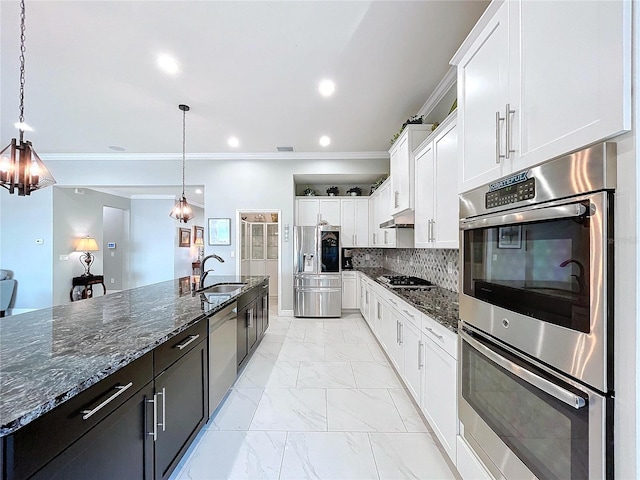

left=130, top=198, right=177, bottom=288
left=103, top=205, right=129, bottom=291
left=174, top=205, right=204, bottom=280
left=0, top=188, right=54, bottom=313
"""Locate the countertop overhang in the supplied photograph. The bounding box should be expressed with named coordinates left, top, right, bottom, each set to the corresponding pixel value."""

left=0, top=275, right=267, bottom=436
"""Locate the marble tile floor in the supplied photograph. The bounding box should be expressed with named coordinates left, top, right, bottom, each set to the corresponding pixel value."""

left=171, top=307, right=459, bottom=480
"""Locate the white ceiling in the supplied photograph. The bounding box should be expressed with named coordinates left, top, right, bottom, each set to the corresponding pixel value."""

left=0, top=1, right=488, bottom=157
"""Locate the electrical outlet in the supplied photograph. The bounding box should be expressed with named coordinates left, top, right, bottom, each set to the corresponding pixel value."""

left=110, top=278, right=115, bottom=284
left=447, top=260, right=455, bottom=275
left=59, top=254, right=69, bottom=261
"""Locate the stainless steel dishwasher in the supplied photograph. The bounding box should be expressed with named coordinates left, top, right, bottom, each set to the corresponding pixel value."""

left=208, top=301, right=237, bottom=417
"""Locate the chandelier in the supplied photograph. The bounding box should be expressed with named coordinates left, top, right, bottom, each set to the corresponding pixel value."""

left=0, top=0, right=56, bottom=196
left=169, top=104, right=195, bottom=223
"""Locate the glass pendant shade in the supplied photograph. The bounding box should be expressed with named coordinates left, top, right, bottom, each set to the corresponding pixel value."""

left=0, top=138, right=56, bottom=196
left=170, top=195, right=195, bottom=223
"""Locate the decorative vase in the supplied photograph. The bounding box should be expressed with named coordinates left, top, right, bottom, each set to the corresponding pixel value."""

left=350, top=192, right=358, bottom=196
left=328, top=193, right=335, bottom=196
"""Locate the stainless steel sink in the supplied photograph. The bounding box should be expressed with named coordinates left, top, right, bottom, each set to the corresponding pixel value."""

left=206, top=283, right=245, bottom=294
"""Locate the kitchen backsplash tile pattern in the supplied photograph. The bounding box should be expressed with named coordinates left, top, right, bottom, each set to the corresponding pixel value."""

left=350, top=248, right=459, bottom=292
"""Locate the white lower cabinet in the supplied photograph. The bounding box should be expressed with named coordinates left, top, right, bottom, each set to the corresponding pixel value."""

left=456, top=436, right=493, bottom=480
left=421, top=316, right=458, bottom=463
left=357, top=275, right=459, bottom=467
left=385, top=297, right=404, bottom=374
left=402, top=319, right=422, bottom=402
left=342, top=272, right=358, bottom=309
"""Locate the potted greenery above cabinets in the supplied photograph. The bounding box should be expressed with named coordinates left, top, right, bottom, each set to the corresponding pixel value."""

left=346, top=187, right=362, bottom=196
left=326, top=186, right=339, bottom=196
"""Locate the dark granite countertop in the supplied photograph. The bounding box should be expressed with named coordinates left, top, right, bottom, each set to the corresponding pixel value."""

left=356, top=267, right=459, bottom=333
left=0, top=275, right=266, bottom=436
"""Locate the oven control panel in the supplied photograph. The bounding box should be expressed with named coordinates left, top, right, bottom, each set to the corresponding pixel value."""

left=486, top=178, right=536, bottom=208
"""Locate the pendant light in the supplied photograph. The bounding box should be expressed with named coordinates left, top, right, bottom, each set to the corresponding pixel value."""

left=169, top=104, right=195, bottom=223
left=0, top=0, right=56, bottom=196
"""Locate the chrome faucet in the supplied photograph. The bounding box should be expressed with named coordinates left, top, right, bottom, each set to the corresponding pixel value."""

left=559, top=259, right=586, bottom=294
left=200, top=254, right=225, bottom=288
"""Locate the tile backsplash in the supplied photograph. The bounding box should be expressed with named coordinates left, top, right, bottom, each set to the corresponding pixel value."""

left=350, top=248, right=459, bottom=293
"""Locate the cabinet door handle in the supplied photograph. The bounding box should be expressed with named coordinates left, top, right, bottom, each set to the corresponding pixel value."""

left=402, top=309, right=415, bottom=319
left=396, top=320, right=400, bottom=343
left=399, top=322, right=403, bottom=345
left=384, top=230, right=388, bottom=245
left=394, top=191, right=399, bottom=208
left=431, top=219, right=436, bottom=242
left=505, top=103, right=516, bottom=159
left=418, top=341, right=424, bottom=369
left=81, top=382, right=133, bottom=420
left=147, top=393, right=158, bottom=441
left=157, top=387, right=166, bottom=432
left=495, top=110, right=505, bottom=164
left=176, top=334, right=200, bottom=350
left=425, top=326, right=443, bottom=340
left=372, top=233, right=376, bottom=245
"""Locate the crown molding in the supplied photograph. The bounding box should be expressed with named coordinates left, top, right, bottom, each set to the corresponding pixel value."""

left=40, top=151, right=390, bottom=162
left=417, top=66, right=457, bottom=118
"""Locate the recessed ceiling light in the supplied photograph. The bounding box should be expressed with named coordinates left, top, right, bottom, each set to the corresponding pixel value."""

left=195, top=188, right=203, bottom=194
left=319, top=135, right=331, bottom=147
left=157, top=54, right=179, bottom=75
left=228, top=136, right=240, bottom=148
left=319, top=79, right=336, bottom=97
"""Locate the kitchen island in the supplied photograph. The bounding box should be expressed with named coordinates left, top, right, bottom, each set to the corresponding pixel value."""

left=0, top=275, right=268, bottom=480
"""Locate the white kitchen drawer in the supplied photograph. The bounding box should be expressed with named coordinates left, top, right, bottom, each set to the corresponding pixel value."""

left=395, top=297, right=421, bottom=330
left=422, top=314, right=458, bottom=359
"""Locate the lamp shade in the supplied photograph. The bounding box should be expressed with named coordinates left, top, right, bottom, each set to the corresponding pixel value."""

left=76, top=236, right=99, bottom=252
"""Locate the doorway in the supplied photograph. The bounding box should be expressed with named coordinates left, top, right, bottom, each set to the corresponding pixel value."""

left=237, top=210, right=280, bottom=307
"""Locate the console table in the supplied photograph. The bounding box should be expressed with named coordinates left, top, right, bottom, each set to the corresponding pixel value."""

left=70, top=275, right=106, bottom=301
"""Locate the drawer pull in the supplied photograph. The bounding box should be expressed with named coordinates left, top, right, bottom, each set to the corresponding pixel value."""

left=176, top=334, right=200, bottom=350
left=425, top=326, right=443, bottom=340
left=263, top=285, right=268, bottom=289
left=402, top=309, right=415, bottom=319
left=389, top=298, right=397, bottom=306
left=147, top=393, right=157, bottom=441
left=157, top=387, right=166, bottom=431
left=81, top=382, right=133, bottom=420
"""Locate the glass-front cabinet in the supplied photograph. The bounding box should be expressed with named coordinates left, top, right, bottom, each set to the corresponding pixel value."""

left=267, top=224, right=278, bottom=260
left=251, top=224, right=265, bottom=260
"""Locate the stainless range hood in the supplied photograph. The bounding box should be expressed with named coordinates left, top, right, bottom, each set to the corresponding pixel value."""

left=380, top=211, right=414, bottom=228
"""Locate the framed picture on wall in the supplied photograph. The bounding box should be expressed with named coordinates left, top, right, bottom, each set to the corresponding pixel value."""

left=179, top=228, right=191, bottom=247
left=193, top=225, right=205, bottom=245
left=208, top=218, right=231, bottom=245
left=497, top=226, right=522, bottom=249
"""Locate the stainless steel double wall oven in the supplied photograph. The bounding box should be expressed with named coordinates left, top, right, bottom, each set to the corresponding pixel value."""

left=458, top=143, right=615, bottom=480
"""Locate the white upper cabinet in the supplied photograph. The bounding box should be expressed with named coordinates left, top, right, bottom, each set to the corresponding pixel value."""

left=389, top=125, right=431, bottom=215
left=341, top=198, right=369, bottom=248
left=415, top=113, right=459, bottom=249
left=453, top=0, right=631, bottom=193
left=295, top=198, right=341, bottom=226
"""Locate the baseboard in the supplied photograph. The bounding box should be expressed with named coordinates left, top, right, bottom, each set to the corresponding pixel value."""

left=278, top=309, right=294, bottom=317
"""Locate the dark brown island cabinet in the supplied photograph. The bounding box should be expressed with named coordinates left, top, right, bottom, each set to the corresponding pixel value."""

left=0, top=281, right=269, bottom=480
left=237, top=278, right=269, bottom=371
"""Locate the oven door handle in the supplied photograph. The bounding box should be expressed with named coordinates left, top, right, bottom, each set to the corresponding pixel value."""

left=460, top=202, right=587, bottom=230
left=461, top=330, right=587, bottom=410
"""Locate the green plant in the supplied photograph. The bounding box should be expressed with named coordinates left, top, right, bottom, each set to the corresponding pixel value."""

left=326, top=186, right=339, bottom=195
left=303, top=188, right=316, bottom=196
left=346, top=187, right=362, bottom=195
left=389, top=115, right=424, bottom=145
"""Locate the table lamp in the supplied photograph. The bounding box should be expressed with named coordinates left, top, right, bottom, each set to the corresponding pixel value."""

left=76, top=236, right=99, bottom=277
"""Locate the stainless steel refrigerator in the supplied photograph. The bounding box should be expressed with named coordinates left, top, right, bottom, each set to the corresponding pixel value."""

left=293, top=225, right=342, bottom=317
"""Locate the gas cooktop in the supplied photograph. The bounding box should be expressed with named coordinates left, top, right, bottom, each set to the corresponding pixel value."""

left=377, top=275, right=435, bottom=290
